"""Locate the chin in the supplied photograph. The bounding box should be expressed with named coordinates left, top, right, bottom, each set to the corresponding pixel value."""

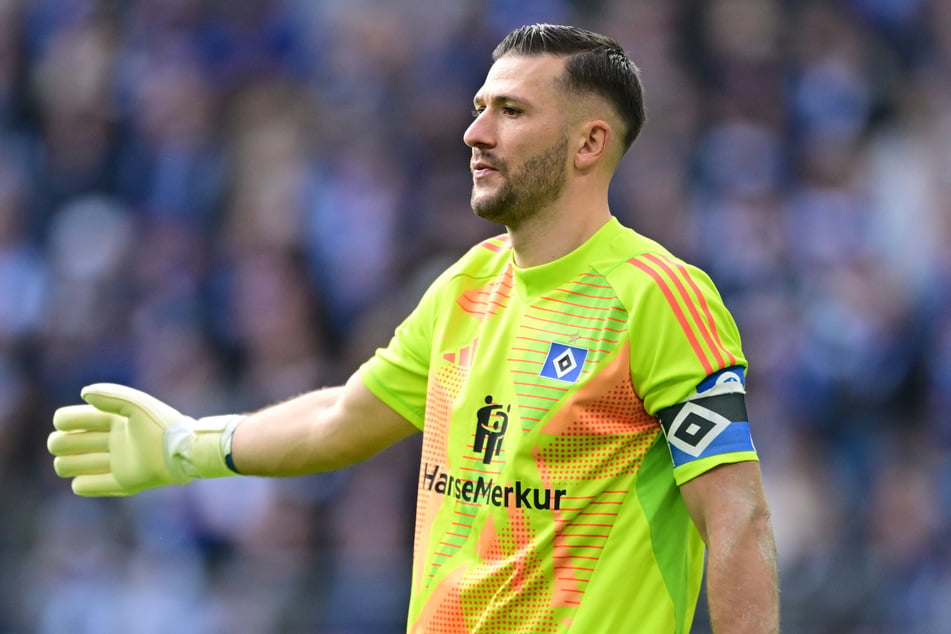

left=471, top=195, right=496, bottom=219
left=471, top=186, right=523, bottom=227
left=471, top=205, right=503, bottom=224
left=473, top=203, right=525, bottom=230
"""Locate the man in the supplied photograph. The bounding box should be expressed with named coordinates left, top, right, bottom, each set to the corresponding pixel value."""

left=49, top=24, right=780, bottom=633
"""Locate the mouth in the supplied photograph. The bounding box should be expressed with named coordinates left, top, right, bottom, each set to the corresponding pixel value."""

left=470, top=160, right=498, bottom=180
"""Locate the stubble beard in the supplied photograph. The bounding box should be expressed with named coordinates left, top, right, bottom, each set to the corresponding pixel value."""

left=471, top=135, right=570, bottom=230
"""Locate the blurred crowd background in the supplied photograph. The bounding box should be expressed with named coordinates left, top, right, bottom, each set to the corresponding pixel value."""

left=0, top=0, right=949, bottom=632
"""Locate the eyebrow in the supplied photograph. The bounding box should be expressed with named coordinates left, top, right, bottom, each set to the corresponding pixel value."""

left=472, top=93, right=531, bottom=108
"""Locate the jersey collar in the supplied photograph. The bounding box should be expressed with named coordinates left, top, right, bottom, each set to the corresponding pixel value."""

left=511, top=216, right=622, bottom=301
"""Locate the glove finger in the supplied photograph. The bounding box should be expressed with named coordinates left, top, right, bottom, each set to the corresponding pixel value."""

left=81, top=383, right=177, bottom=424
left=52, top=404, right=115, bottom=432
left=53, top=453, right=112, bottom=478
left=47, top=430, right=110, bottom=456
left=71, top=473, right=129, bottom=498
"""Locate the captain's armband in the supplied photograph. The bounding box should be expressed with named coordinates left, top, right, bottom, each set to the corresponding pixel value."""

left=656, top=367, right=755, bottom=468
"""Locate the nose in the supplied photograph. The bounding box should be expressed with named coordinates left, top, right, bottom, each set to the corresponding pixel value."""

left=464, top=111, right=494, bottom=149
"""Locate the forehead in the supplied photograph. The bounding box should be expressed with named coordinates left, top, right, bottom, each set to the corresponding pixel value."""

left=473, top=54, right=566, bottom=104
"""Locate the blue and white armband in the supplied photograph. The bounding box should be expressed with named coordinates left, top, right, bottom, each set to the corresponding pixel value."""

left=656, top=366, right=756, bottom=468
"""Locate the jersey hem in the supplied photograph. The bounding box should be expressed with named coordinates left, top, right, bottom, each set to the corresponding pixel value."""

left=673, top=451, right=759, bottom=486
left=359, top=368, right=425, bottom=431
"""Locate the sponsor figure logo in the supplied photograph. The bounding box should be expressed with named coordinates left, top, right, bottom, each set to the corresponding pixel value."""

left=418, top=394, right=566, bottom=511
left=474, top=395, right=509, bottom=465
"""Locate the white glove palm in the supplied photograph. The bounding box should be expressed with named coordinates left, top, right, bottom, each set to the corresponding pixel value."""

left=48, top=383, right=241, bottom=497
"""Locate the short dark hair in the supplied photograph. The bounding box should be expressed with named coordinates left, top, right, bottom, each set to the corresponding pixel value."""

left=493, top=24, right=646, bottom=153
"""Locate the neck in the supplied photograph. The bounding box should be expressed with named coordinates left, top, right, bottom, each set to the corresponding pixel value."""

left=507, top=190, right=612, bottom=268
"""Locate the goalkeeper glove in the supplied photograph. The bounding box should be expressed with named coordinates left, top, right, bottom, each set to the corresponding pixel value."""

left=48, top=383, right=243, bottom=497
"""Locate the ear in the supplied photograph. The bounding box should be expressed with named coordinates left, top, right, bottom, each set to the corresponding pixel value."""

left=573, top=120, right=612, bottom=171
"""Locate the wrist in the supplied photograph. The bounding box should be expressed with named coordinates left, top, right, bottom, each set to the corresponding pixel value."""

left=192, top=414, right=245, bottom=477
left=165, top=414, right=245, bottom=480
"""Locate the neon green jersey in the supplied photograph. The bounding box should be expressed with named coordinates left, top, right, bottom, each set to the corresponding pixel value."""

left=360, top=217, right=758, bottom=633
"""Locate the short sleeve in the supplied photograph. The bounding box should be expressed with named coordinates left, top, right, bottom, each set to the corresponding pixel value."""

left=623, top=253, right=757, bottom=484
left=626, top=253, right=747, bottom=414
left=359, top=281, right=442, bottom=430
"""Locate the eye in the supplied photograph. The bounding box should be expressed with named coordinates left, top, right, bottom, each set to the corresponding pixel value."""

left=502, top=106, right=521, bottom=117
left=471, top=107, right=484, bottom=119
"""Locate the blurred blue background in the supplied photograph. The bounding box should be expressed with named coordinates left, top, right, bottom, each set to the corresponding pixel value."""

left=1, top=0, right=949, bottom=632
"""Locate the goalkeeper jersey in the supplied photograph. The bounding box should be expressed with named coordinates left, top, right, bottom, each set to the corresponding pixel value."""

left=360, top=216, right=758, bottom=633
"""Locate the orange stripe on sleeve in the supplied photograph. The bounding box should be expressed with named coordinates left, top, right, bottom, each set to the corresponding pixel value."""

left=671, top=258, right=738, bottom=367
left=642, top=254, right=729, bottom=369
left=629, top=257, right=714, bottom=375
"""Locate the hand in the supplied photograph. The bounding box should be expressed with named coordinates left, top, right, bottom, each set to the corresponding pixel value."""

left=48, top=383, right=239, bottom=497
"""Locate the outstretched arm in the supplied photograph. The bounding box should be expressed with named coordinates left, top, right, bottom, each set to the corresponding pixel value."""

left=230, top=371, right=420, bottom=476
left=49, top=371, right=419, bottom=496
left=680, top=461, right=780, bottom=633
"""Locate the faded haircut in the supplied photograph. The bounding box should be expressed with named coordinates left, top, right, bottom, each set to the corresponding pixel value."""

left=493, top=23, right=646, bottom=153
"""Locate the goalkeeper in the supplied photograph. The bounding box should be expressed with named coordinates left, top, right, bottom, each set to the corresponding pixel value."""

left=49, top=23, right=779, bottom=634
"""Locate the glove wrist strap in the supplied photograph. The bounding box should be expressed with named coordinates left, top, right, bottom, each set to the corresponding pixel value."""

left=165, top=414, right=245, bottom=480
left=190, top=415, right=245, bottom=478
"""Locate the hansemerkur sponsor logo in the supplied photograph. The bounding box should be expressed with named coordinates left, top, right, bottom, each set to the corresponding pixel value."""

left=421, top=463, right=567, bottom=511
left=418, top=394, right=568, bottom=511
